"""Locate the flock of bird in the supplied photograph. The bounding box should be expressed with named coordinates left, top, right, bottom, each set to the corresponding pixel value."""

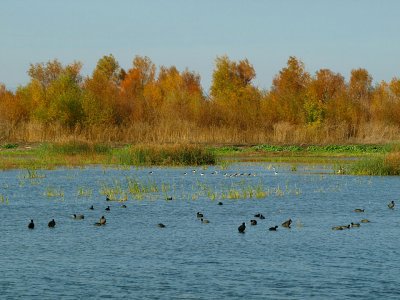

left=237, top=213, right=292, bottom=233
left=331, top=200, right=395, bottom=230
left=26, top=199, right=396, bottom=232
left=26, top=196, right=122, bottom=229
left=25, top=166, right=394, bottom=232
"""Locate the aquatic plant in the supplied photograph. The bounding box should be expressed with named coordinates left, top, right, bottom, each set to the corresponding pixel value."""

left=100, top=180, right=124, bottom=200
left=114, top=144, right=216, bottom=166
left=349, top=151, right=400, bottom=175
left=2, top=143, right=18, bottom=149
left=77, top=186, right=93, bottom=197
left=44, top=187, right=64, bottom=198
left=22, top=169, right=46, bottom=179
left=0, top=194, right=9, bottom=204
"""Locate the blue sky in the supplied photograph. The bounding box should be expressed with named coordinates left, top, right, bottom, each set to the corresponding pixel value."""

left=1, top=0, right=399, bottom=91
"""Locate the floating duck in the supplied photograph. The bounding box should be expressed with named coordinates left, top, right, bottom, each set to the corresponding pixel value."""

left=28, top=219, right=34, bottom=229
left=254, top=213, right=265, bottom=219
left=238, top=222, right=246, bottom=233
left=48, top=219, right=56, bottom=228
left=282, top=219, right=292, bottom=228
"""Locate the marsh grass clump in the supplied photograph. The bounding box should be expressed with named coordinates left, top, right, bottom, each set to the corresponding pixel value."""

left=349, top=150, right=400, bottom=175
left=100, top=180, right=124, bottom=200
left=2, top=143, right=18, bottom=149
left=0, top=194, right=9, bottom=204
left=126, top=177, right=158, bottom=199
left=19, top=169, right=46, bottom=180
left=77, top=187, right=93, bottom=197
left=115, top=145, right=216, bottom=166
left=44, top=187, right=64, bottom=198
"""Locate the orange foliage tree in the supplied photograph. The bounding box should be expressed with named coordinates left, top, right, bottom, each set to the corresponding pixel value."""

left=210, top=55, right=261, bottom=129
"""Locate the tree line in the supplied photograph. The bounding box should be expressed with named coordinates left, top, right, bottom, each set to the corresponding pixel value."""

left=1, top=55, right=399, bottom=144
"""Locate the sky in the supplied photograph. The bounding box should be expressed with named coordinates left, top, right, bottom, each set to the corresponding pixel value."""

left=1, top=0, right=400, bottom=92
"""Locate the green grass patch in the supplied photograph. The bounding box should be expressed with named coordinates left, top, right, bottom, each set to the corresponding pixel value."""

left=114, top=145, right=216, bottom=166
left=349, top=151, right=400, bottom=175
left=252, top=144, right=389, bottom=154
left=1, top=143, right=18, bottom=149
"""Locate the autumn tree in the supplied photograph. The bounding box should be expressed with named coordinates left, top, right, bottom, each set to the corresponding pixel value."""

left=348, top=68, right=373, bottom=122
left=210, top=55, right=261, bottom=129
left=24, top=60, right=84, bottom=127
left=83, top=54, right=121, bottom=125
left=156, top=66, right=204, bottom=124
left=120, top=56, right=157, bottom=123
left=370, top=78, right=400, bottom=125
left=305, top=69, right=345, bottom=124
left=0, top=84, right=28, bottom=127
left=268, top=56, right=310, bottom=125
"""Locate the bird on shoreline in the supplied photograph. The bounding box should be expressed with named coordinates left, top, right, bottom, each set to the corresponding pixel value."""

left=273, top=167, right=278, bottom=175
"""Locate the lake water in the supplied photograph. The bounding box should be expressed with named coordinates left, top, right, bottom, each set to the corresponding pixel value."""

left=1, top=163, right=400, bottom=299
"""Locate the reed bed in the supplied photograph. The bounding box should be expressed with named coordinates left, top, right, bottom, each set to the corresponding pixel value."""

left=349, top=150, right=400, bottom=175
left=2, top=121, right=400, bottom=145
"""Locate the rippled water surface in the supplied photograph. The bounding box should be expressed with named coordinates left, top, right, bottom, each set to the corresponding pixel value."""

left=1, top=163, right=400, bottom=299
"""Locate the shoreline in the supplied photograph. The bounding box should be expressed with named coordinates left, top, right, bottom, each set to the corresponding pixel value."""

left=0, top=142, right=390, bottom=171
